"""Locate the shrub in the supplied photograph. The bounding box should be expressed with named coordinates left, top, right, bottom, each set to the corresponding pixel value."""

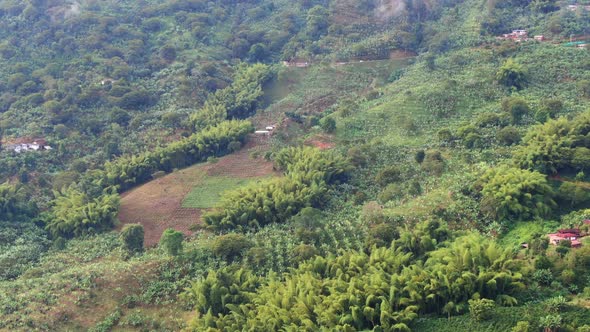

left=120, top=224, right=144, bottom=254
left=468, top=298, right=495, bottom=321
left=211, top=233, right=252, bottom=261
left=291, top=244, right=319, bottom=264
left=501, top=97, right=530, bottom=124
left=320, top=117, right=336, bottom=133
left=538, top=314, right=562, bottom=332
left=437, top=128, right=453, bottom=143
left=228, top=140, right=242, bottom=152
left=421, top=150, right=445, bottom=175
left=415, top=150, right=425, bottom=164
left=511, top=321, right=530, bottom=332
left=159, top=229, right=184, bottom=256
left=532, top=269, right=553, bottom=286
left=497, top=126, right=521, bottom=145
left=375, top=166, right=402, bottom=187
left=496, top=59, right=527, bottom=90
left=544, top=296, right=567, bottom=313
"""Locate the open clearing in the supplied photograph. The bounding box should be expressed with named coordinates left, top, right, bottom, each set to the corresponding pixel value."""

left=182, top=176, right=266, bottom=208
left=117, top=139, right=277, bottom=247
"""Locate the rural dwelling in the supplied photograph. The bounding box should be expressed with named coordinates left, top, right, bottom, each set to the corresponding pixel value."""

left=534, top=35, right=545, bottom=41
left=5, top=139, right=52, bottom=153
left=498, top=30, right=529, bottom=42
left=547, top=228, right=584, bottom=247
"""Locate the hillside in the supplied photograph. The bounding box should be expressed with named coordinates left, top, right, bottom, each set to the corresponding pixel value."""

left=1, top=0, right=590, bottom=331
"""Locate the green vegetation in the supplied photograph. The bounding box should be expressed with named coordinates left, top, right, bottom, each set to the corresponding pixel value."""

left=1, top=0, right=590, bottom=330
left=182, top=176, right=261, bottom=209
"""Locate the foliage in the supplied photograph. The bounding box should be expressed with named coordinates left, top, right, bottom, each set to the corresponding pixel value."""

left=513, top=113, right=590, bottom=174
left=0, top=182, right=37, bottom=221
left=120, top=224, right=144, bottom=255
left=468, top=298, right=496, bottom=321
left=186, top=232, right=525, bottom=331
left=45, top=187, right=120, bottom=238
left=478, top=166, right=556, bottom=220
left=497, top=59, right=527, bottom=90
left=211, top=233, right=252, bottom=261
left=159, top=229, right=184, bottom=256
left=204, top=147, right=351, bottom=231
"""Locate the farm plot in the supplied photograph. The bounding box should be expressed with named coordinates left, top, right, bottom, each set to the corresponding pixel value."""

left=118, top=141, right=277, bottom=246
left=182, top=176, right=265, bottom=209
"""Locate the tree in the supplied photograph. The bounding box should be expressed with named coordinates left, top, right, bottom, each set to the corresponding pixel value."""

left=497, top=126, right=521, bottom=145
left=306, top=6, right=328, bottom=39
left=479, top=166, right=556, bottom=220
left=501, top=97, right=530, bottom=124
left=496, top=59, right=527, bottom=90
left=320, top=117, right=336, bottom=133
left=539, top=314, right=562, bottom=332
left=211, top=233, right=252, bottom=261
left=159, top=228, right=184, bottom=256
left=468, top=298, right=495, bottom=321
left=375, top=166, right=402, bottom=187
left=45, top=187, right=120, bottom=238
left=120, top=224, right=144, bottom=255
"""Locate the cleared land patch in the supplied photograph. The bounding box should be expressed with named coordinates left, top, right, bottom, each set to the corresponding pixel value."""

left=182, top=176, right=265, bottom=208
left=118, top=141, right=277, bottom=247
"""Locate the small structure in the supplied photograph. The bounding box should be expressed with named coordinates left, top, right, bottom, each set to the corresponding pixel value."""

left=567, top=4, right=590, bottom=11
left=5, top=139, right=52, bottom=153
left=283, top=59, right=311, bottom=68
left=265, top=125, right=275, bottom=131
left=578, top=43, right=588, bottom=49
left=254, top=130, right=271, bottom=136
left=548, top=228, right=583, bottom=247
left=497, top=30, right=530, bottom=42
left=534, top=35, right=545, bottom=41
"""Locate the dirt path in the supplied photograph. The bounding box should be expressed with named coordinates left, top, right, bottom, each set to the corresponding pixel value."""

left=117, top=137, right=276, bottom=247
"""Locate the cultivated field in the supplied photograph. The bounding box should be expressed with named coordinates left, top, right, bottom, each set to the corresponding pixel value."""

left=117, top=140, right=277, bottom=246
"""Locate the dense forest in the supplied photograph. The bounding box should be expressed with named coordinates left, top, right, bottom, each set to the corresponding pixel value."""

left=1, top=0, right=590, bottom=331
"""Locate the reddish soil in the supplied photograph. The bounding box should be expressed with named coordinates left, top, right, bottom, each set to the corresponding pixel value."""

left=117, top=136, right=276, bottom=247
left=306, top=134, right=336, bottom=150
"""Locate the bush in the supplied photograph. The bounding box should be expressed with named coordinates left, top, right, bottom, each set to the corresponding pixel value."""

left=532, top=269, right=553, bottom=286
left=501, top=97, right=530, bottom=124
left=375, top=166, right=402, bottom=187
left=511, top=321, right=530, bottom=332
left=468, top=298, right=495, bottom=321
left=497, top=126, right=521, bottom=146
left=320, top=117, right=336, bottom=133
left=228, top=140, right=242, bottom=152
left=415, top=150, right=425, bottom=164
left=159, top=229, right=184, bottom=256
left=211, top=233, right=252, bottom=261
left=496, top=59, right=527, bottom=90
left=120, top=224, right=144, bottom=254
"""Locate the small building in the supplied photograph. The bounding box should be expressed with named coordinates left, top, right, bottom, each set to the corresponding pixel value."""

left=534, top=35, right=545, bottom=41
left=6, top=139, right=52, bottom=153
left=498, top=30, right=529, bottom=42
left=265, top=126, right=275, bottom=131
left=578, top=43, right=588, bottom=49
left=254, top=130, right=271, bottom=136
left=548, top=228, right=583, bottom=247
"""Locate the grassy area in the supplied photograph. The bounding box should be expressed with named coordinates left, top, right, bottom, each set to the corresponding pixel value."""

left=181, top=176, right=263, bottom=208
left=411, top=303, right=590, bottom=332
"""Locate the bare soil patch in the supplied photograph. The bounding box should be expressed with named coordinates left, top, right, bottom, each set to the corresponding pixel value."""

left=118, top=137, right=276, bottom=247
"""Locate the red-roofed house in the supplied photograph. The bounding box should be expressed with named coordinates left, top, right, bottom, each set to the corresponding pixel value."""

left=548, top=228, right=583, bottom=247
